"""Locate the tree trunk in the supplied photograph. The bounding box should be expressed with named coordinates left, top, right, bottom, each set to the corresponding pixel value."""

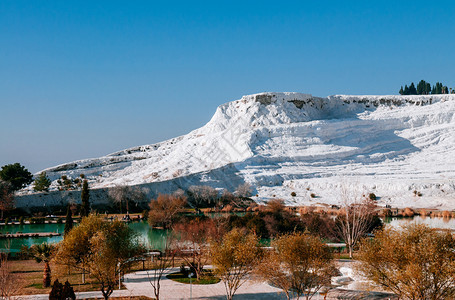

left=153, top=280, right=160, bottom=300
left=82, top=265, right=86, bottom=284
left=43, top=262, right=51, bottom=287
left=102, top=285, right=113, bottom=300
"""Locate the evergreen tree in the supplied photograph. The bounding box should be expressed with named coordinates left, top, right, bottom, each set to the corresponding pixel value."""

left=417, top=80, right=427, bottom=95
left=399, top=86, right=404, bottom=95
left=409, top=82, right=417, bottom=95
left=34, top=172, right=51, bottom=192
left=64, top=205, right=74, bottom=236
left=432, top=82, right=443, bottom=94
left=403, top=85, right=410, bottom=95
left=425, top=82, right=431, bottom=95
left=80, top=180, right=90, bottom=217
left=49, top=279, right=75, bottom=300
left=0, top=163, right=33, bottom=191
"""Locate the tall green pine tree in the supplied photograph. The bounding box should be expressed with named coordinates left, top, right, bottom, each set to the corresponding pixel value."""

left=417, top=80, right=428, bottom=95
left=409, top=82, right=417, bottom=95
left=425, top=82, right=431, bottom=95
left=432, top=82, right=443, bottom=94
left=34, top=172, right=52, bottom=192
left=403, top=85, right=409, bottom=95
left=80, top=180, right=90, bottom=217
left=64, top=205, right=73, bottom=235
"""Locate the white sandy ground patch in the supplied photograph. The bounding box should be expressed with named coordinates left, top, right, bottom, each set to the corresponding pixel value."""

left=17, top=92, right=455, bottom=210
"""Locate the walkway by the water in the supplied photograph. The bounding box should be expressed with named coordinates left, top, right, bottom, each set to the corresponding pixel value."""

left=123, top=267, right=286, bottom=299
left=14, top=266, right=397, bottom=299
left=122, top=267, right=397, bottom=299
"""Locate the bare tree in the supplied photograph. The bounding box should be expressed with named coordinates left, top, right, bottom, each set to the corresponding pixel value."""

left=336, top=186, right=376, bottom=258
left=235, top=183, right=252, bottom=198
left=147, top=233, right=176, bottom=300
left=173, top=218, right=218, bottom=280
left=187, top=185, right=218, bottom=207
left=220, top=189, right=235, bottom=207
left=0, top=251, right=22, bottom=299
left=108, top=185, right=148, bottom=214
left=108, top=185, right=130, bottom=214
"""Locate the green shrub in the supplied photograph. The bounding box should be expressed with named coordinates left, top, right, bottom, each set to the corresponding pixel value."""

left=49, top=279, right=75, bottom=300
left=167, top=270, right=220, bottom=285
left=368, top=193, right=377, bottom=201
left=310, top=193, right=316, bottom=198
left=180, top=264, right=188, bottom=277
left=291, top=192, right=297, bottom=197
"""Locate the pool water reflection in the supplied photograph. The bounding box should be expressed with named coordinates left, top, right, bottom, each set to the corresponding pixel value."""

left=0, top=221, right=167, bottom=253
left=3, top=215, right=455, bottom=253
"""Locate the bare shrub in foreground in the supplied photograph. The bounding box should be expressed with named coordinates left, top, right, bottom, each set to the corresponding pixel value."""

left=211, top=228, right=262, bottom=300
left=0, top=252, right=22, bottom=299
left=256, top=232, right=336, bottom=300
left=357, top=224, right=455, bottom=300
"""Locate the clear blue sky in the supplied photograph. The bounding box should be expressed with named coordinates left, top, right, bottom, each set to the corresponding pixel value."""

left=1, top=1, right=454, bottom=173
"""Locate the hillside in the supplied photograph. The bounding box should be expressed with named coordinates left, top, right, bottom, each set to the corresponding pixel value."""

left=18, top=92, right=455, bottom=209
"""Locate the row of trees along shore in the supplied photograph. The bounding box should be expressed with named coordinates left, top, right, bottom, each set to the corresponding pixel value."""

left=3, top=164, right=455, bottom=299
left=399, top=80, right=454, bottom=95
left=145, top=193, right=455, bottom=300
left=2, top=184, right=455, bottom=299
left=0, top=162, right=93, bottom=221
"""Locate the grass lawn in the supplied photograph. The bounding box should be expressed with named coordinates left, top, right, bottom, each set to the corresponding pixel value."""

left=8, top=258, right=194, bottom=296
left=8, top=259, right=126, bottom=295
left=166, top=270, right=220, bottom=285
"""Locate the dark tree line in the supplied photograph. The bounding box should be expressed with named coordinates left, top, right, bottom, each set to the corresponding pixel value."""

left=399, top=80, right=452, bottom=95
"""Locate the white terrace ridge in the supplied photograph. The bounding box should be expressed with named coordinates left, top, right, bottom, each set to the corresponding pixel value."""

left=16, top=92, right=455, bottom=210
